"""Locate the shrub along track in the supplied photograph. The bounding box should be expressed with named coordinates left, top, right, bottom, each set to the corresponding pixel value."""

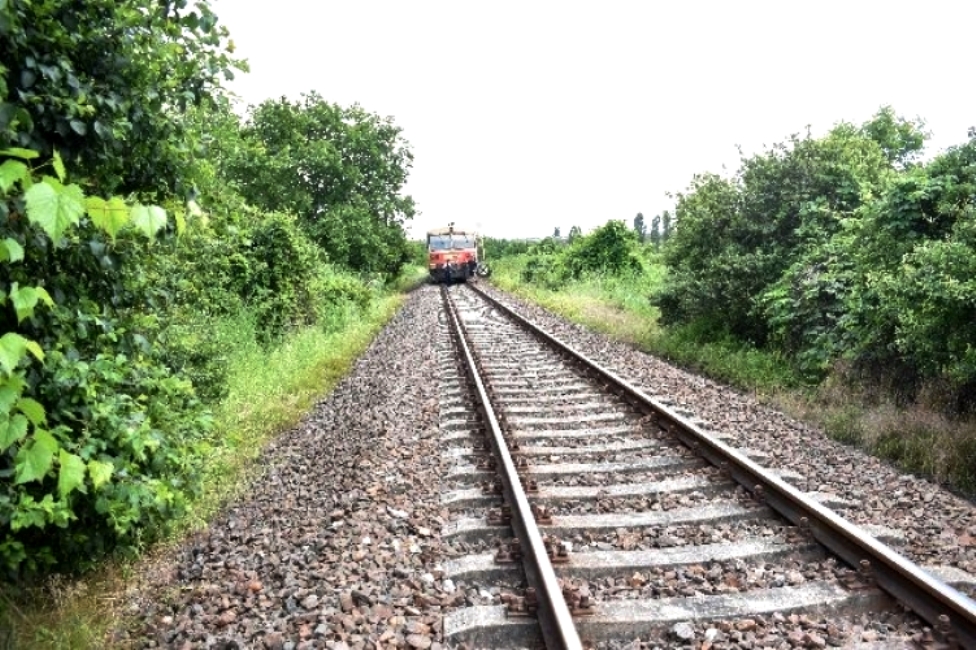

left=437, top=283, right=976, bottom=649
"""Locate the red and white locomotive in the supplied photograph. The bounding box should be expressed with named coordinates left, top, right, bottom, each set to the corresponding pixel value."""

left=426, top=225, right=487, bottom=283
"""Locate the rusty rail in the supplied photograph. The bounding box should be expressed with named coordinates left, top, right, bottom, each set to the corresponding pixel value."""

left=441, top=286, right=583, bottom=650
left=469, top=281, right=976, bottom=649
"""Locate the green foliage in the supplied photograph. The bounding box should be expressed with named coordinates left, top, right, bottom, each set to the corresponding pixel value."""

left=860, top=105, right=927, bottom=168
left=845, top=134, right=976, bottom=409
left=220, top=93, right=415, bottom=277
left=519, top=221, right=644, bottom=290
left=0, top=150, right=215, bottom=575
left=657, top=120, right=895, bottom=344
left=656, top=107, right=976, bottom=411
left=0, top=0, right=242, bottom=196
left=562, top=220, right=642, bottom=279
left=0, top=0, right=415, bottom=584
left=483, top=237, right=531, bottom=260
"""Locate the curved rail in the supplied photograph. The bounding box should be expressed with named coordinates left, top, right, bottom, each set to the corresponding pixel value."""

left=441, top=287, right=583, bottom=650
left=469, top=282, right=976, bottom=649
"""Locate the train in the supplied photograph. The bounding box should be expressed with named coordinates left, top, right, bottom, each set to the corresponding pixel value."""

left=426, top=225, right=489, bottom=283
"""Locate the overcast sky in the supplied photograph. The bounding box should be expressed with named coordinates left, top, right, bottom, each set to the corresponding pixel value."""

left=212, top=1, right=974, bottom=239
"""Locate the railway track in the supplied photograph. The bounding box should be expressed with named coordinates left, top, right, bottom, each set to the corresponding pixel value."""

left=435, top=283, right=976, bottom=649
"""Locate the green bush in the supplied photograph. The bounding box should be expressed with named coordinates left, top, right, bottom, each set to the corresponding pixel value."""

left=0, top=154, right=213, bottom=575
left=519, top=222, right=644, bottom=290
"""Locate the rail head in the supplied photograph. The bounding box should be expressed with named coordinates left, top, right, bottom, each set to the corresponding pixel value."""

left=441, top=286, right=583, bottom=650
left=468, top=282, right=976, bottom=649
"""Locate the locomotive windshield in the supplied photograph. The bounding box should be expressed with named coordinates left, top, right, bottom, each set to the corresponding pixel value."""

left=428, top=234, right=477, bottom=251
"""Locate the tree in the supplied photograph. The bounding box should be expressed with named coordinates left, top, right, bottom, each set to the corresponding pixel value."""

left=661, top=210, right=672, bottom=242
left=553, top=226, right=561, bottom=239
left=650, top=214, right=661, bottom=249
left=633, top=212, right=646, bottom=242
left=656, top=121, right=893, bottom=342
left=860, top=106, right=927, bottom=169
left=568, top=225, right=582, bottom=243
left=222, top=93, right=415, bottom=276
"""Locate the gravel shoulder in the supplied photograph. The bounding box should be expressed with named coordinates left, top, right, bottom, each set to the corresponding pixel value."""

left=477, top=282, right=976, bottom=576
left=120, top=286, right=457, bottom=650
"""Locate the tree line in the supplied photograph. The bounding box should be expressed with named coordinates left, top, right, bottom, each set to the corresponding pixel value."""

left=657, top=108, right=975, bottom=411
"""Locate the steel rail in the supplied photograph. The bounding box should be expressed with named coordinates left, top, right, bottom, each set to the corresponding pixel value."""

left=441, top=287, right=583, bottom=650
left=469, top=282, right=976, bottom=649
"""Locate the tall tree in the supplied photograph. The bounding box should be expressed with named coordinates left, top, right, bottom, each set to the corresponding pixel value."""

left=860, top=106, right=927, bottom=168
left=568, top=225, right=582, bottom=242
left=553, top=226, right=561, bottom=239
left=650, top=214, right=661, bottom=249
left=661, top=210, right=672, bottom=242
left=633, top=212, right=646, bottom=242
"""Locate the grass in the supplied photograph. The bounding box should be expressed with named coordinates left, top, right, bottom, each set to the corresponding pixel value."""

left=0, top=294, right=404, bottom=650
left=491, top=256, right=799, bottom=393
left=491, top=253, right=976, bottom=496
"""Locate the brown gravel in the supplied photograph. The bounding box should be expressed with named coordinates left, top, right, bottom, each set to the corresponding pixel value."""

left=118, top=286, right=462, bottom=649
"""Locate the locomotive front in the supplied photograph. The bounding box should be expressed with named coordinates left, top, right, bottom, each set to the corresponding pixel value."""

left=427, top=226, right=480, bottom=284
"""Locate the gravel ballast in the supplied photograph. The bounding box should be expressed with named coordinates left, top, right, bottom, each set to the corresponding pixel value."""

left=123, top=286, right=461, bottom=649
left=117, top=281, right=975, bottom=648
left=477, top=283, right=976, bottom=575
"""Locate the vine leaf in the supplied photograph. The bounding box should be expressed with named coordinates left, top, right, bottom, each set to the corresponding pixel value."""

left=58, top=449, right=87, bottom=497
left=0, top=159, right=29, bottom=193
left=14, top=429, right=59, bottom=484
left=0, top=414, right=29, bottom=453
left=0, top=333, right=30, bottom=374
left=1, top=238, right=25, bottom=263
left=0, top=384, right=16, bottom=412
left=85, top=196, right=129, bottom=240
left=15, top=397, right=46, bottom=426
left=9, top=283, right=54, bottom=322
left=130, top=204, right=167, bottom=238
left=0, top=333, right=45, bottom=375
left=0, top=148, right=39, bottom=160
left=24, top=179, right=86, bottom=242
left=87, top=459, right=114, bottom=490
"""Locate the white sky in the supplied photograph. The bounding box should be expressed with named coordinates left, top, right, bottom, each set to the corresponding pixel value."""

left=212, top=1, right=975, bottom=239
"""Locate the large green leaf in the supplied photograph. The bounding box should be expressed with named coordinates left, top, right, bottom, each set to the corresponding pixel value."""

left=9, top=283, right=54, bottom=322
left=0, top=148, right=39, bottom=160
left=130, top=203, right=167, bottom=238
left=0, top=333, right=29, bottom=375
left=14, top=429, right=59, bottom=484
left=24, top=179, right=86, bottom=241
left=0, top=333, right=44, bottom=375
left=0, top=384, right=17, bottom=413
left=0, top=413, right=29, bottom=452
left=87, top=459, right=114, bottom=490
left=86, top=196, right=129, bottom=239
left=15, top=397, right=46, bottom=426
left=0, top=237, right=24, bottom=263
left=58, top=449, right=87, bottom=497
left=0, top=159, right=28, bottom=193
